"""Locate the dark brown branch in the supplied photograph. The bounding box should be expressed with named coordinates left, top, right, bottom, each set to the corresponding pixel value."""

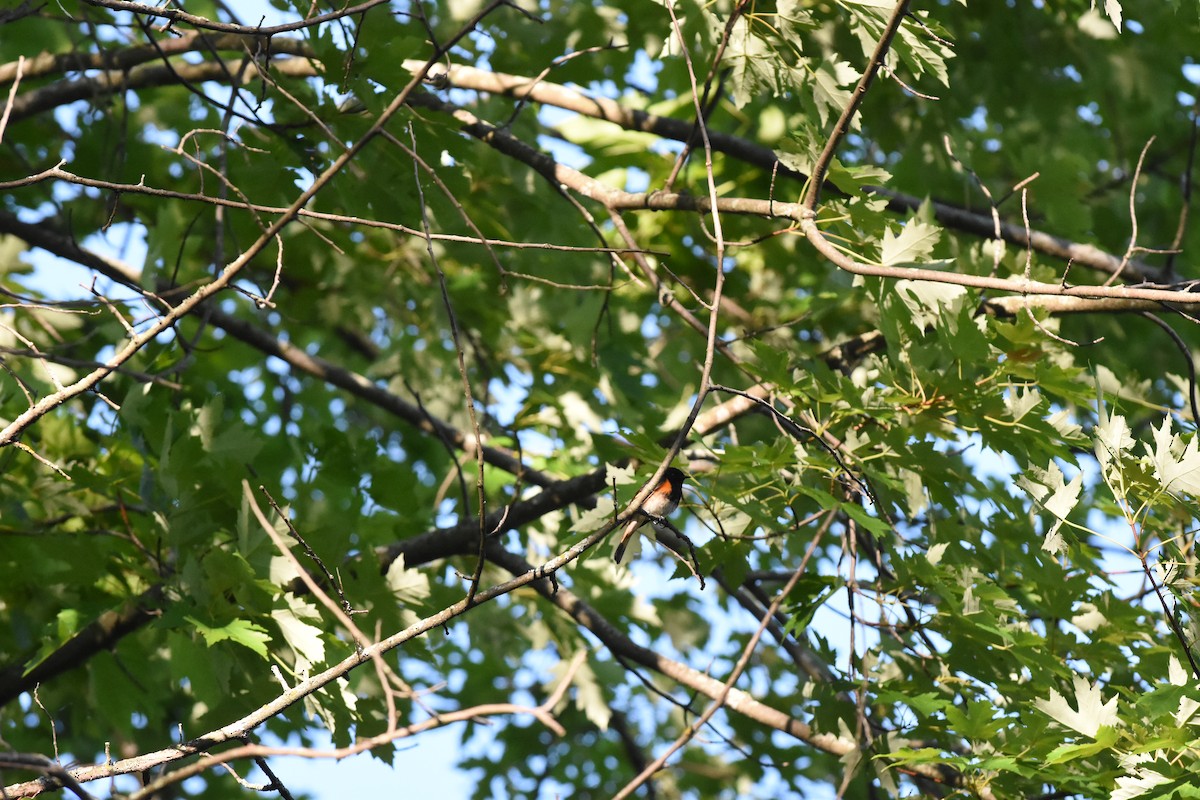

left=0, top=209, right=555, bottom=487
left=483, top=541, right=983, bottom=797
left=377, top=469, right=608, bottom=571
left=0, top=586, right=164, bottom=707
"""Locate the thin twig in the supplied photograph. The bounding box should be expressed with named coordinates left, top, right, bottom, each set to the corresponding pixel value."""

left=1140, top=552, right=1200, bottom=681
left=612, top=528, right=823, bottom=798
left=0, top=54, right=24, bottom=143
left=78, top=0, right=389, bottom=36
left=407, top=122, right=489, bottom=607
left=1165, top=98, right=1199, bottom=279
left=1104, top=137, right=1155, bottom=286
left=1140, top=311, right=1200, bottom=423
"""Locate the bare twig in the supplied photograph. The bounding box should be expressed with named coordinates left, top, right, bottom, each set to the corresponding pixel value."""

left=612, top=545, right=811, bottom=798
left=0, top=166, right=663, bottom=259
left=1140, top=311, right=1200, bottom=423
left=1104, top=137, right=1156, bottom=286
left=1140, top=552, right=1200, bottom=681
left=406, top=122, right=489, bottom=606
left=0, top=54, right=23, bottom=144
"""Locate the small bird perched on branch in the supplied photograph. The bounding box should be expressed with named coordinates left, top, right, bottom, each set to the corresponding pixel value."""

left=613, top=467, right=685, bottom=563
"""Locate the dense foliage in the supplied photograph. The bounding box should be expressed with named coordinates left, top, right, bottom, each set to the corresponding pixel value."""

left=3, top=0, right=1200, bottom=797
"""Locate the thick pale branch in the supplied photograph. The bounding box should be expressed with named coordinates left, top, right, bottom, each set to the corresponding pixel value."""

left=77, top=0, right=389, bottom=36
left=0, top=31, right=313, bottom=85
left=10, top=49, right=1174, bottom=310
left=407, top=92, right=1200, bottom=306
left=7, top=57, right=319, bottom=123
left=126, top=699, right=567, bottom=800
left=402, top=61, right=1162, bottom=283
left=984, top=295, right=1180, bottom=315
left=799, top=218, right=1200, bottom=305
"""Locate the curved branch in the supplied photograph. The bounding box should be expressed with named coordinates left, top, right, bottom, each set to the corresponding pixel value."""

left=401, top=61, right=1161, bottom=284
left=799, top=216, right=1200, bottom=305
left=407, top=91, right=1200, bottom=306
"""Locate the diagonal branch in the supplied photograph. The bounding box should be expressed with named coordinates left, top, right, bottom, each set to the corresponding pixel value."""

left=0, top=586, right=165, bottom=707
left=803, top=0, right=911, bottom=211
left=483, top=541, right=993, bottom=799
left=6, top=57, right=319, bottom=124
left=0, top=209, right=554, bottom=487
left=405, top=92, right=1200, bottom=306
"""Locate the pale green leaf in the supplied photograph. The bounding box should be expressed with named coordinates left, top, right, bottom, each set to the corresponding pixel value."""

left=1111, top=769, right=1171, bottom=800
left=1100, top=0, right=1123, bottom=32
left=572, top=496, right=615, bottom=533
left=1170, top=654, right=1190, bottom=687
left=1048, top=408, right=1083, bottom=440
left=386, top=555, right=431, bottom=605
left=881, top=221, right=942, bottom=266
left=810, top=57, right=860, bottom=126
left=273, top=598, right=326, bottom=671
left=926, top=542, right=949, bottom=565
left=894, top=279, right=967, bottom=333
left=1017, top=461, right=1082, bottom=554
left=567, top=656, right=611, bottom=731
left=1094, top=406, right=1135, bottom=473
left=605, top=462, right=637, bottom=486
left=726, top=17, right=782, bottom=108
left=1144, top=416, right=1200, bottom=497
left=1078, top=8, right=1119, bottom=38
left=1071, top=603, right=1107, bottom=633
left=1176, top=694, right=1200, bottom=727
left=1006, top=387, right=1041, bottom=422
left=709, top=500, right=752, bottom=538
left=190, top=617, right=271, bottom=657
left=1034, top=675, right=1120, bottom=737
